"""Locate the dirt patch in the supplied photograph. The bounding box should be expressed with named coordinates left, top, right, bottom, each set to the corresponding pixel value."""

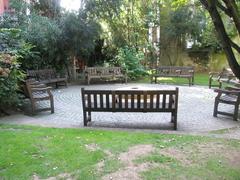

left=102, top=144, right=155, bottom=180
left=33, top=173, right=73, bottom=180
left=159, top=141, right=240, bottom=168
left=95, top=149, right=115, bottom=174
left=85, top=143, right=100, bottom=151
left=160, top=148, right=192, bottom=166
left=96, top=160, right=105, bottom=173
left=225, top=151, right=240, bottom=168
left=193, top=142, right=240, bottom=167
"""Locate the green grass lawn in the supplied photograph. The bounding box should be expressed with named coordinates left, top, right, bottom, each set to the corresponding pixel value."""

left=133, top=73, right=209, bottom=86
left=0, top=124, right=240, bottom=179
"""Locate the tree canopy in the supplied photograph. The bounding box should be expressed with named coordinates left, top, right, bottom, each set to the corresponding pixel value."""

left=1, top=0, right=239, bottom=77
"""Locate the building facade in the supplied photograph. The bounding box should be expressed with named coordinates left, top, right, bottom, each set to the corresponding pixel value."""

left=0, top=0, right=9, bottom=15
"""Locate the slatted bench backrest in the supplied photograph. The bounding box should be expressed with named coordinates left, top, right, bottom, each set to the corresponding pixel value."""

left=85, top=67, right=124, bottom=76
left=27, top=69, right=57, bottom=80
left=81, top=88, right=178, bottom=113
left=156, top=66, right=194, bottom=76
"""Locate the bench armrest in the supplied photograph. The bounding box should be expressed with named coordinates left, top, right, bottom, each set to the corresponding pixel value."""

left=214, top=88, right=240, bottom=95
left=225, top=86, right=240, bottom=91
left=209, top=72, right=219, bottom=75
left=209, top=72, right=220, bottom=78
left=31, top=87, right=52, bottom=92
left=30, top=84, right=46, bottom=88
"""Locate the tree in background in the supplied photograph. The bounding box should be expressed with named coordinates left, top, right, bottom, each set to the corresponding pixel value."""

left=59, top=11, right=101, bottom=67
left=200, top=0, right=240, bottom=79
left=160, top=1, right=205, bottom=66
left=85, top=0, right=207, bottom=67
left=2, top=0, right=101, bottom=73
left=29, top=0, right=61, bottom=18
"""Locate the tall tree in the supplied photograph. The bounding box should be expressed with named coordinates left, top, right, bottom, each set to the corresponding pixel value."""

left=200, top=0, right=240, bottom=79
left=29, top=0, right=61, bottom=18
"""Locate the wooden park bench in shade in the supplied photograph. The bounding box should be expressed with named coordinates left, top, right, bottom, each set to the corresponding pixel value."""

left=84, top=67, right=127, bottom=85
left=209, top=68, right=236, bottom=89
left=151, top=66, right=194, bottom=86
left=214, top=86, right=240, bottom=121
left=27, top=69, right=67, bottom=88
left=81, top=87, right=179, bottom=130
left=25, top=79, right=54, bottom=115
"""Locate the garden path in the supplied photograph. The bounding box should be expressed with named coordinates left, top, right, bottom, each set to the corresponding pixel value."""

left=0, top=84, right=239, bottom=134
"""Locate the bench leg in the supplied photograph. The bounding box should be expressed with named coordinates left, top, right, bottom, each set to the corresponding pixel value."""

left=50, top=96, right=54, bottom=114
left=83, top=111, right=87, bottom=126
left=219, top=81, right=222, bottom=88
left=233, top=104, right=239, bottom=121
left=88, top=78, right=90, bottom=85
left=209, top=78, right=212, bottom=89
left=173, top=112, right=177, bottom=130
left=88, top=111, right=92, bottom=122
left=213, top=97, right=219, bottom=117
left=171, top=112, right=175, bottom=123
left=31, top=101, right=36, bottom=115
left=171, top=112, right=177, bottom=130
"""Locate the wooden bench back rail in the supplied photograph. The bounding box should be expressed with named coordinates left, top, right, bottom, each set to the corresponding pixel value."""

left=155, top=66, right=194, bottom=75
left=209, top=68, right=236, bottom=89
left=81, top=88, right=179, bottom=130
left=85, top=67, right=124, bottom=76
left=152, top=66, right=194, bottom=86
left=85, top=67, right=127, bottom=84
left=27, top=69, right=57, bottom=80
left=27, top=69, right=67, bottom=88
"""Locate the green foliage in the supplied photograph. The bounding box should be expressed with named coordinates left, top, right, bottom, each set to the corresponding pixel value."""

left=22, top=14, right=63, bottom=70
left=0, top=54, right=25, bottom=107
left=86, top=0, right=150, bottom=49
left=59, top=12, right=101, bottom=59
left=5, top=1, right=102, bottom=71
left=114, top=46, right=147, bottom=79
left=29, top=0, right=61, bottom=18
left=0, top=28, right=35, bottom=108
left=0, top=28, right=39, bottom=70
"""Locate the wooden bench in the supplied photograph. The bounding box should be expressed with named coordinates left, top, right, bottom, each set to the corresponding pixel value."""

left=214, top=86, right=240, bottom=121
left=25, top=79, right=54, bottom=115
left=27, top=69, right=67, bottom=88
left=84, top=67, right=127, bottom=85
left=81, top=88, right=179, bottom=130
left=209, top=68, right=235, bottom=89
left=151, top=66, right=194, bottom=86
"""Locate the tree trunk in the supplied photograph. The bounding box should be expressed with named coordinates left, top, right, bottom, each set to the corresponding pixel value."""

left=200, top=0, right=240, bottom=79
left=222, top=0, right=240, bottom=36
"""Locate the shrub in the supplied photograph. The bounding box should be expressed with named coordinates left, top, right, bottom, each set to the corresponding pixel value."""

left=0, top=28, right=35, bottom=110
left=113, top=46, right=147, bottom=79
left=0, top=54, right=25, bottom=108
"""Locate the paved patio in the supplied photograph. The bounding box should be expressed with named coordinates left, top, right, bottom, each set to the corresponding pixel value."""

left=0, top=83, right=239, bottom=132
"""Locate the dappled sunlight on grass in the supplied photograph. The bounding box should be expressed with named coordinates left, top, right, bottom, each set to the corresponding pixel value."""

left=133, top=73, right=209, bottom=86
